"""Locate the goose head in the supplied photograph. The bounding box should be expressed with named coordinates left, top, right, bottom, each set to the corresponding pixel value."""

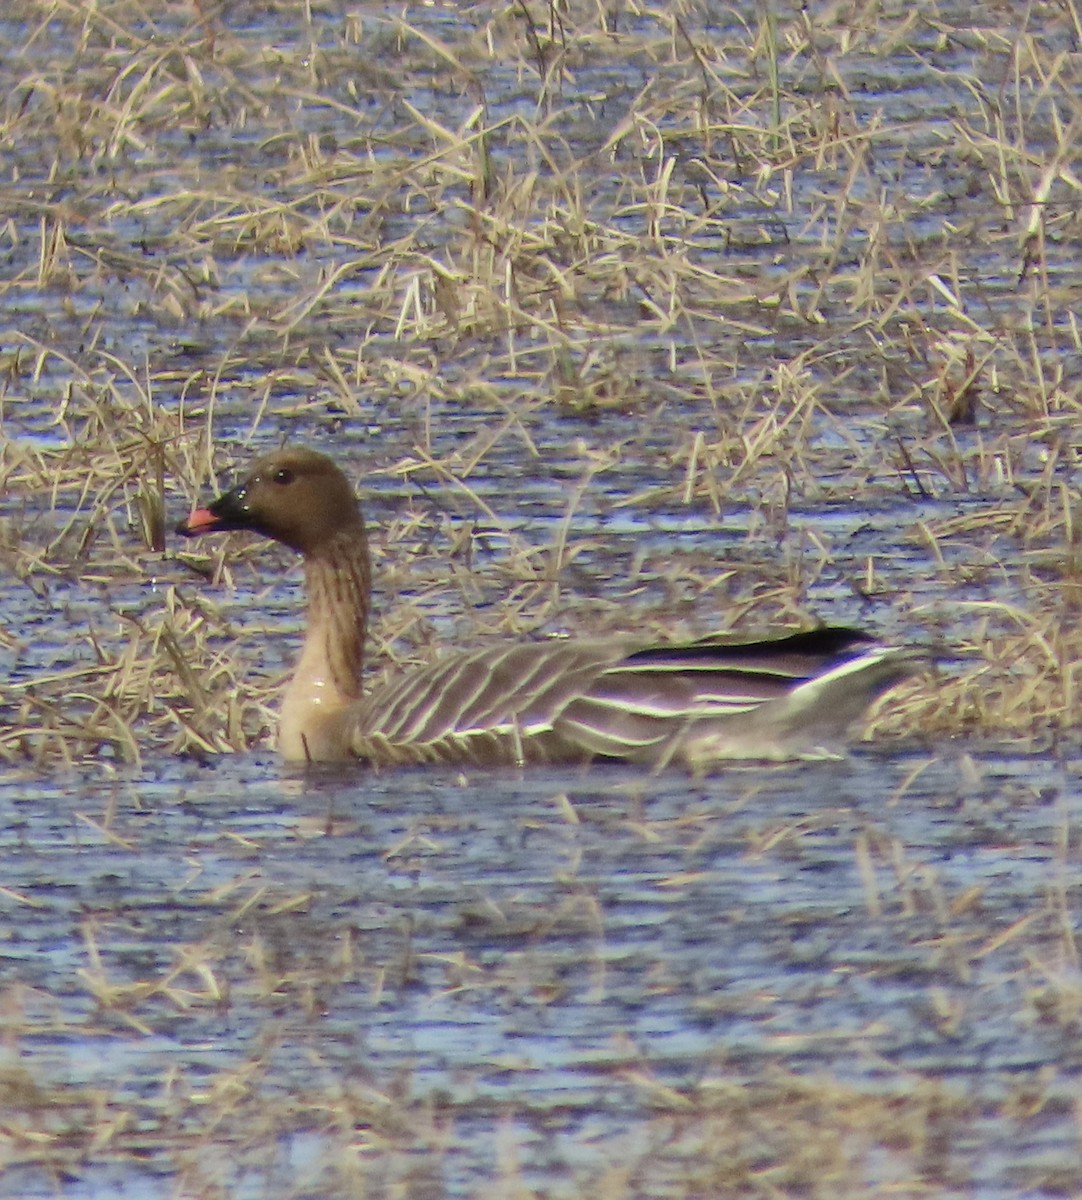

left=176, top=447, right=363, bottom=554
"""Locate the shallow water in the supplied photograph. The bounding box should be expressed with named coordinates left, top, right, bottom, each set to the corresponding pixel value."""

left=1, top=1, right=1081, bottom=1196
left=0, top=749, right=1079, bottom=1197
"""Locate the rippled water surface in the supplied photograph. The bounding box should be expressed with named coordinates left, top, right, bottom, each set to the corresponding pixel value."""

left=1, top=0, right=1080, bottom=1196
left=2, top=747, right=1080, bottom=1199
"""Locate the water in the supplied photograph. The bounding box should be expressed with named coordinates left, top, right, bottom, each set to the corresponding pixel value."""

left=0, top=748, right=1078, bottom=1197
left=0, top=1, right=1080, bottom=1195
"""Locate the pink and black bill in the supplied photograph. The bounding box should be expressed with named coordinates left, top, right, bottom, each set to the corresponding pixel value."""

left=175, top=482, right=255, bottom=538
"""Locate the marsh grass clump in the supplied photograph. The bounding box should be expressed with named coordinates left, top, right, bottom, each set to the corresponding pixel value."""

left=0, top=0, right=1078, bottom=764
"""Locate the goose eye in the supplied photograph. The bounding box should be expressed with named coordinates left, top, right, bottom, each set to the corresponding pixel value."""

left=273, top=468, right=294, bottom=485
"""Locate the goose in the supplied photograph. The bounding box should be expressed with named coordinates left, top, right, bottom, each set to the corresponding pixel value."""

left=176, top=447, right=916, bottom=766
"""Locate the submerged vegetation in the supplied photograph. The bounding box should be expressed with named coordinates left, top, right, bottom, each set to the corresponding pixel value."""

left=0, top=0, right=1079, bottom=1194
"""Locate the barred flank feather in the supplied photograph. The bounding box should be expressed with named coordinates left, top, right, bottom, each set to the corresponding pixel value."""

left=177, top=448, right=919, bottom=767
left=351, top=629, right=915, bottom=767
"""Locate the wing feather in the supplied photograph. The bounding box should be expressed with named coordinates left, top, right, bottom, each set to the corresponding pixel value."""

left=350, top=628, right=914, bottom=766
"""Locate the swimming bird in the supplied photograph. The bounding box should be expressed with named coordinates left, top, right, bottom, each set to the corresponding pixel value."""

left=176, top=447, right=915, bottom=767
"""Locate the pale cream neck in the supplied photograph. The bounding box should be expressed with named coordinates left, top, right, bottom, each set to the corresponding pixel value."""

left=278, top=524, right=371, bottom=762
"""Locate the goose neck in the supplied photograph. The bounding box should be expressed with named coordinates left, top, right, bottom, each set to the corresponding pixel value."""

left=301, top=525, right=372, bottom=700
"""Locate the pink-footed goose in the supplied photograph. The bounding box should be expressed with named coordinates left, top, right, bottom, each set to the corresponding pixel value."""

left=176, top=447, right=915, bottom=766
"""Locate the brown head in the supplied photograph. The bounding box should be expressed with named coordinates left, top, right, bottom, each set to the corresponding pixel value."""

left=176, top=447, right=364, bottom=554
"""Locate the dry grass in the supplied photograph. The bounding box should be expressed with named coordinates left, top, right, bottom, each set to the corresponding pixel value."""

left=0, top=1048, right=986, bottom=1198
left=0, top=1, right=1079, bottom=763
left=0, top=1, right=1081, bottom=1192
left=2, top=775, right=1080, bottom=1197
